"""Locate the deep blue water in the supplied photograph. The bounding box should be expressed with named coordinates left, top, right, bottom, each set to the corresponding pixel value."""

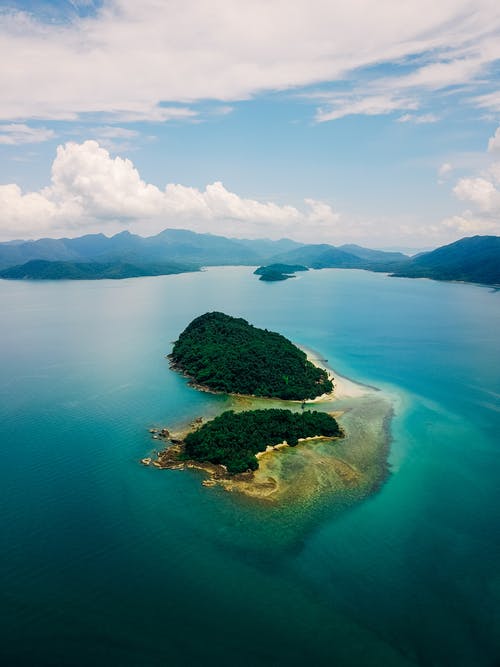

left=0, top=267, right=499, bottom=666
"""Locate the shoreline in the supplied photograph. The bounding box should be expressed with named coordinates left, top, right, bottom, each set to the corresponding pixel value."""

left=298, top=344, right=377, bottom=400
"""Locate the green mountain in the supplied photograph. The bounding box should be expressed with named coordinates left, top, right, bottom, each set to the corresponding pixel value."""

left=0, top=229, right=297, bottom=271
left=269, top=244, right=366, bottom=269
left=392, top=236, right=500, bottom=285
left=339, top=244, right=409, bottom=264
left=0, top=259, right=197, bottom=281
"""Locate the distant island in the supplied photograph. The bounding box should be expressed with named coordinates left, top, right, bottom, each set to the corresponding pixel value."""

left=180, top=408, right=341, bottom=473
left=254, top=263, right=309, bottom=281
left=170, top=311, right=333, bottom=400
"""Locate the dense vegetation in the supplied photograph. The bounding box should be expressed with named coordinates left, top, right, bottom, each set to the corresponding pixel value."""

left=254, top=263, right=308, bottom=281
left=392, top=235, right=500, bottom=285
left=254, top=263, right=308, bottom=275
left=183, top=408, right=342, bottom=473
left=0, top=259, right=196, bottom=280
left=258, top=271, right=292, bottom=281
left=171, top=312, right=333, bottom=399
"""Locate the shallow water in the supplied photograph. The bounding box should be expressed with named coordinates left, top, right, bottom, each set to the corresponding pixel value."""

left=0, top=267, right=499, bottom=666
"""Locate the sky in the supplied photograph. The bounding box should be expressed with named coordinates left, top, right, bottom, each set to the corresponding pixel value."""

left=1, top=1, right=500, bottom=249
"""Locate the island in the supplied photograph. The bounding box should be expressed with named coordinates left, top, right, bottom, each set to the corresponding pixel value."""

left=169, top=311, right=333, bottom=399
left=181, top=408, right=341, bottom=473
left=254, top=263, right=309, bottom=281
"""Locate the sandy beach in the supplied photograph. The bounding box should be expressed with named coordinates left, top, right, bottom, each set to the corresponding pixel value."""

left=299, top=344, right=371, bottom=400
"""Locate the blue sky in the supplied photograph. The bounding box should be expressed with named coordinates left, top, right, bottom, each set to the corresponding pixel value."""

left=1, top=1, right=500, bottom=248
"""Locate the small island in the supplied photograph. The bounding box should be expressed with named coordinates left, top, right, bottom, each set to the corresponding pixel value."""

left=170, top=311, right=333, bottom=400
left=181, top=408, right=341, bottom=473
left=254, top=263, right=309, bottom=281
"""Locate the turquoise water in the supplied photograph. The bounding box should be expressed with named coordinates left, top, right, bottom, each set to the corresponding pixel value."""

left=0, top=267, right=499, bottom=666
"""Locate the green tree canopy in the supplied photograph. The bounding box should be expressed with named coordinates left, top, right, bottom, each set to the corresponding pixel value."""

left=171, top=312, right=333, bottom=400
left=183, top=408, right=341, bottom=474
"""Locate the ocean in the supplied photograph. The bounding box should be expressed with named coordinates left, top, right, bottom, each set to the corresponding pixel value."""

left=1, top=267, right=499, bottom=666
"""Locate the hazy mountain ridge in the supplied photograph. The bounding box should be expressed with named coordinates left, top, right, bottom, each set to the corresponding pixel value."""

left=0, top=230, right=498, bottom=285
left=0, top=229, right=404, bottom=271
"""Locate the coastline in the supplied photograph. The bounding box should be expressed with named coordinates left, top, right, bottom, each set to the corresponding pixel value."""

left=298, top=344, right=371, bottom=400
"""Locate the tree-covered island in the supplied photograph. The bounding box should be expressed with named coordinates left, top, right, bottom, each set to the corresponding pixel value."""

left=170, top=311, right=333, bottom=399
left=181, top=408, right=342, bottom=473
left=254, top=263, right=309, bottom=281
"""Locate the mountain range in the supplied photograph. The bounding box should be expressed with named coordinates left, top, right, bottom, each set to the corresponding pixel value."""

left=0, top=229, right=498, bottom=286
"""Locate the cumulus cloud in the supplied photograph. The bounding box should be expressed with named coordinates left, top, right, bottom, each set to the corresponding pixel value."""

left=487, top=126, right=500, bottom=152
left=453, top=174, right=500, bottom=213
left=0, top=123, right=55, bottom=145
left=444, top=142, right=500, bottom=236
left=441, top=213, right=500, bottom=235
left=0, top=140, right=343, bottom=241
left=1, top=1, right=500, bottom=121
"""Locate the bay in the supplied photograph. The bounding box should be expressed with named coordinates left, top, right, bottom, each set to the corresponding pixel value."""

left=0, top=267, right=499, bottom=666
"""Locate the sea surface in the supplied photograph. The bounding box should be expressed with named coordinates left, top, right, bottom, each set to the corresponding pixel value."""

left=0, top=267, right=499, bottom=667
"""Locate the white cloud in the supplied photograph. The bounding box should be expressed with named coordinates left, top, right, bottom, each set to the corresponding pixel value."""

left=441, top=213, right=500, bottom=235
left=84, top=125, right=140, bottom=151
left=439, top=162, right=453, bottom=178
left=472, top=90, right=500, bottom=113
left=315, top=95, right=418, bottom=123
left=453, top=176, right=500, bottom=212
left=1, top=1, right=500, bottom=121
left=397, top=113, right=440, bottom=124
left=487, top=126, right=500, bottom=152
left=90, top=127, right=139, bottom=140
left=0, top=140, right=344, bottom=240
left=444, top=147, right=500, bottom=236
left=0, top=123, right=55, bottom=145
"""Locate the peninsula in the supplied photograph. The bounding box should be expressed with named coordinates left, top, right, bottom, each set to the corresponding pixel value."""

left=169, top=311, right=333, bottom=400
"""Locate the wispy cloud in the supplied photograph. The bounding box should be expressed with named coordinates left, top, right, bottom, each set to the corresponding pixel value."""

left=0, top=1, right=499, bottom=122
left=0, top=123, right=55, bottom=145
left=397, top=113, right=440, bottom=124
left=315, top=95, right=419, bottom=123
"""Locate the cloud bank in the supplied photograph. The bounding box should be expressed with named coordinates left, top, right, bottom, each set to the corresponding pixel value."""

left=0, top=140, right=341, bottom=241
left=1, top=1, right=500, bottom=122
left=2, top=139, right=497, bottom=247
